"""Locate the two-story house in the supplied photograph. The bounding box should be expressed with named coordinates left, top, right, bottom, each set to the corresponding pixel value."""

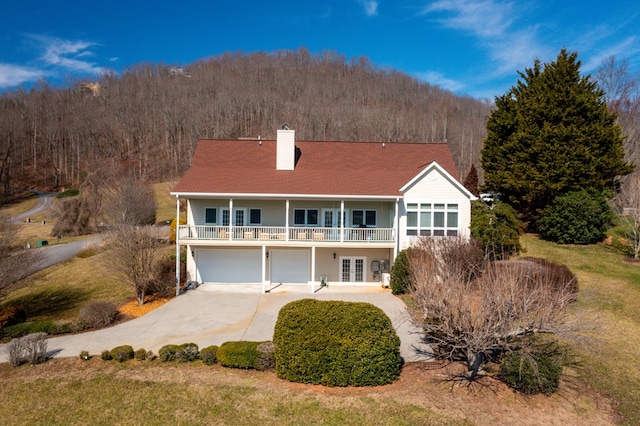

left=171, top=128, right=476, bottom=293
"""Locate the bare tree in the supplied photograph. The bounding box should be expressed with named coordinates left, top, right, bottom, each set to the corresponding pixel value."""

left=108, top=224, right=162, bottom=306
left=0, top=215, right=43, bottom=298
left=407, top=237, right=578, bottom=380
left=613, top=175, right=640, bottom=259
left=103, top=176, right=157, bottom=226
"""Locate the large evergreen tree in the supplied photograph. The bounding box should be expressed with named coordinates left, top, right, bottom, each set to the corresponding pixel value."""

left=481, top=49, right=633, bottom=227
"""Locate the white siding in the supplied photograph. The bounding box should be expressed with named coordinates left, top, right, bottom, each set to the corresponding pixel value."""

left=398, top=167, right=472, bottom=250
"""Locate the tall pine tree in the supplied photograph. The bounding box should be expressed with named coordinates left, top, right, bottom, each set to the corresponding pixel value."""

left=481, top=49, right=633, bottom=227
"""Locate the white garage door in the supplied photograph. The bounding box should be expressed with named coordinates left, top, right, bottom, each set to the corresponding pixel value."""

left=197, top=249, right=262, bottom=283
left=270, top=250, right=309, bottom=284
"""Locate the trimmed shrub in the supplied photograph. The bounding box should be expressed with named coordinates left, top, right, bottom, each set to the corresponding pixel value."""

left=538, top=189, right=613, bottom=244
left=217, top=341, right=263, bottom=369
left=256, top=341, right=276, bottom=371
left=200, top=345, right=218, bottom=365
left=0, top=305, right=27, bottom=329
left=110, top=345, right=134, bottom=363
left=1, top=320, right=76, bottom=340
left=520, top=257, right=579, bottom=299
left=159, top=344, right=180, bottom=362
left=274, top=299, right=402, bottom=387
left=78, top=301, right=118, bottom=329
left=101, top=350, right=113, bottom=361
left=7, top=332, right=48, bottom=367
left=79, top=350, right=91, bottom=360
left=390, top=248, right=412, bottom=295
left=176, top=343, right=200, bottom=362
left=134, top=348, right=147, bottom=361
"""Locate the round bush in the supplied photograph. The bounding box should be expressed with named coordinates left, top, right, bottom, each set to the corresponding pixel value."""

left=79, top=350, right=91, bottom=360
left=78, top=301, right=118, bottom=329
left=134, top=348, right=147, bottom=361
left=101, top=350, right=113, bottom=361
left=538, top=189, right=613, bottom=244
left=110, top=345, right=134, bottom=363
left=217, top=341, right=263, bottom=369
left=274, top=299, right=402, bottom=387
left=500, top=351, right=562, bottom=395
left=159, top=344, right=180, bottom=362
left=200, top=345, right=218, bottom=365
left=176, top=343, right=200, bottom=362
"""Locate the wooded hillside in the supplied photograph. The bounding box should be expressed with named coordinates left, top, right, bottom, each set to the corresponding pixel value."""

left=0, top=48, right=491, bottom=198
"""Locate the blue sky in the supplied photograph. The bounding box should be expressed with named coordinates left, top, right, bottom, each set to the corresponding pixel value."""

left=1, top=0, right=639, bottom=99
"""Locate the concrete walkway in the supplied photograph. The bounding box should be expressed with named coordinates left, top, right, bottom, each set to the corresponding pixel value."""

left=1, top=285, right=431, bottom=363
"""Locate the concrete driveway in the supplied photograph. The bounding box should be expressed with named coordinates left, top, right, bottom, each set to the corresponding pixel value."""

left=1, top=285, right=430, bottom=363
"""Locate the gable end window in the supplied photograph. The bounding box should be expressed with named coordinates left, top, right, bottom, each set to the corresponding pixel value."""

left=205, top=208, right=217, bottom=224
left=406, top=203, right=458, bottom=236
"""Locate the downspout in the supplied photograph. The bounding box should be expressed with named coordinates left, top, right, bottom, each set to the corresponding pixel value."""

left=175, top=195, right=181, bottom=296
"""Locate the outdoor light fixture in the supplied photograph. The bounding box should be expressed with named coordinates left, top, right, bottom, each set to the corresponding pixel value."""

left=333, top=252, right=336, bottom=259
left=266, top=252, right=269, bottom=259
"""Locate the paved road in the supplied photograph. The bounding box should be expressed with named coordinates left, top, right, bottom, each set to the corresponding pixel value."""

left=12, top=191, right=55, bottom=223
left=0, top=285, right=431, bottom=363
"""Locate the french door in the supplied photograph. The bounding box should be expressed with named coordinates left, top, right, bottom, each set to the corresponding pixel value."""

left=339, top=256, right=366, bottom=282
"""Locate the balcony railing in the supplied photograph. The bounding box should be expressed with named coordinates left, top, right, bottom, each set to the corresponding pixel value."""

left=178, top=225, right=395, bottom=243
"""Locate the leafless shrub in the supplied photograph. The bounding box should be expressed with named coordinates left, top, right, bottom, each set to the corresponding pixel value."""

left=256, top=341, right=276, bottom=371
left=6, top=332, right=48, bottom=367
left=408, top=238, right=579, bottom=380
left=78, top=301, right=119, bottom=329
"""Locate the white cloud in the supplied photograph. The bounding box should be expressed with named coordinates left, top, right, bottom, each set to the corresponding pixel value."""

left=0, top=64, right=46, bottom=88
left=357, top=0, right=379, bottom=17
left=415, top=70, right=464, bottom=92
left=420, top=0, right=545, bottom=77
left=32, top=35, right=105, bottom=74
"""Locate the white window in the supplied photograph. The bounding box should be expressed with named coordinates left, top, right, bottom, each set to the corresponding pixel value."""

left=407, top=203, right=458, bottom=236
left=204, top=208, right=217, bottom=224
left=293, top=209, right=319, bottom=226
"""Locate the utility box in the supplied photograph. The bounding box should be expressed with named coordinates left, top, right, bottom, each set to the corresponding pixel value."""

left=36, top=240, right=49, bottom=247
left=381, top=272, right=391, bottom=288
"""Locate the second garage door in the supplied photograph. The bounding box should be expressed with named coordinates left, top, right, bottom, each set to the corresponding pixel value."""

left=270, top=249, right=309, bottom=285
left=196, top=249, right=262, bottom=283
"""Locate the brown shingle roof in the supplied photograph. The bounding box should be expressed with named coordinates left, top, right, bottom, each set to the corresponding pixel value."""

left=172, top=139, right=459, bottom=197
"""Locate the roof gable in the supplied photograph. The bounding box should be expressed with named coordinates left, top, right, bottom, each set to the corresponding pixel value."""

left=172, top=139, right=460, bottom=197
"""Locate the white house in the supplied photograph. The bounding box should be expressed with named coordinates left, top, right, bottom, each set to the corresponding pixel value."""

left=170, top=128, right=476, bottom=293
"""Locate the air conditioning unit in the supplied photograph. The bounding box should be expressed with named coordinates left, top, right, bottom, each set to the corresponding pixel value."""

left=381, top=272, right=391, bottom=288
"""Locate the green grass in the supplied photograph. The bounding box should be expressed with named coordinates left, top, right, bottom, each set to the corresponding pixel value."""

left=1, top=249, right=131, bottom=322
left=0, top=361, right=457, bottom=426
left=154, top=181, right=179, bottom=224
left=521, top=234, right=640, bottom=425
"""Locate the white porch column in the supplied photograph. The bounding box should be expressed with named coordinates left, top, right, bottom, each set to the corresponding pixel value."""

left=394, top=198, right=400, bottom=261
left=285, top=199, right=290, bottom=241
left=261, top=245, right=266, bottom=294
left=310, top=246, right=316, bottom=293
left=340, top=200, right=345, bottom=243
left=228, top=198, right=233, bottom=241
left=175, top=195, right=181, bottom=296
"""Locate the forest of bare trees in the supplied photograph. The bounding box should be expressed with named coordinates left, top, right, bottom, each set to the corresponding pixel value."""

left=0, top=48, right=491, bottom=199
